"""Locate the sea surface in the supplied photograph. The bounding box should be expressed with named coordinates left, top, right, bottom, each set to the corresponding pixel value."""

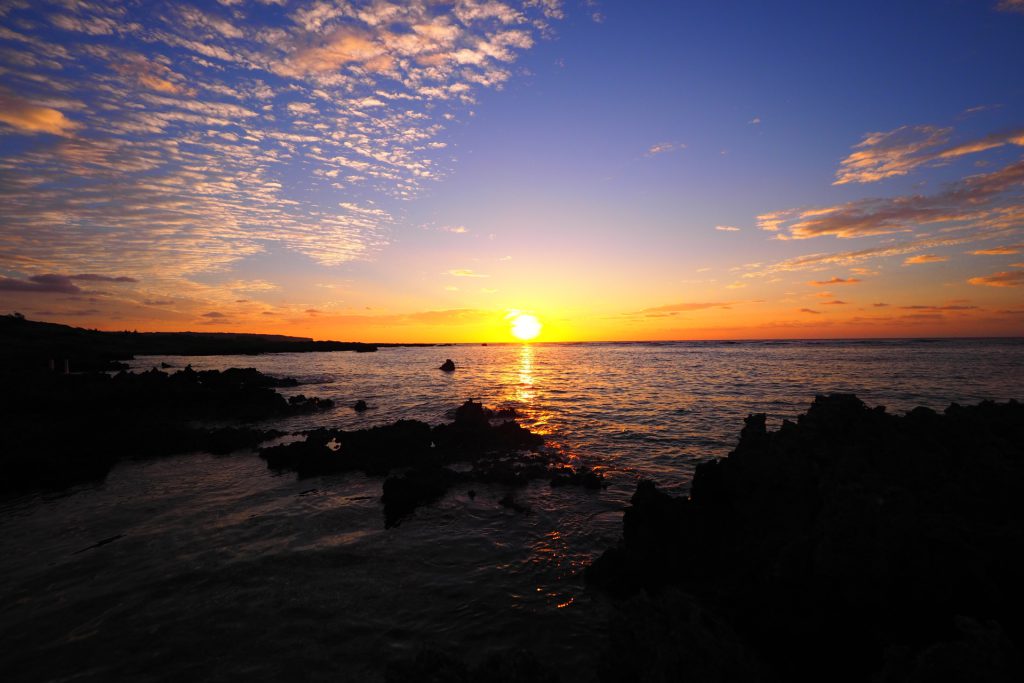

left=2, top=339, right=1022, bottom=681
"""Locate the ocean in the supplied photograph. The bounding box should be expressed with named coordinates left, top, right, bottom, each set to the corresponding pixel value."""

left=2, top=339, right=1022, bottom=681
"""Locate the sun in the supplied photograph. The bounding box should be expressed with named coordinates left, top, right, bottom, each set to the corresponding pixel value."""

left=510, top=313, right=542, bottom=341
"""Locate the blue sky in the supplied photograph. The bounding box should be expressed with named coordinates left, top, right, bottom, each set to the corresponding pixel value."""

left=1, top=1, right=1022, bottom=340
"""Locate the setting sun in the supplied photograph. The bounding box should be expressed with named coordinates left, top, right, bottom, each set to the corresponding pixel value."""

left=510, top=314, right=542, bottom=341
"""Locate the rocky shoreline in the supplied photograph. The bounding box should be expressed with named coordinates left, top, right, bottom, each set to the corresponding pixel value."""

left=3, top=365, right=1023, bottom=682
left=587, top=394, right=1024, bottom=682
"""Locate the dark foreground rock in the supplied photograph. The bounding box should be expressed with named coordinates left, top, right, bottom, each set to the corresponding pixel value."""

left=0, top=366, right=327, bottom=493
left=260, top=399, right=600, bottom=526
left=440, top=358, right=456, bottom=372
left=587, top=394, right=1024, bottom=682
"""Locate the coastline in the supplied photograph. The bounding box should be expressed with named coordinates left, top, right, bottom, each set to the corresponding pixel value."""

left=1, top=339, right=1023, bottom=681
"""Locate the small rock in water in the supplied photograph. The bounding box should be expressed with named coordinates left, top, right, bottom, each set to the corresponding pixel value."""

left=439, top=358, right=456, bottom=372
left=353, top=399, right=368, bottom=412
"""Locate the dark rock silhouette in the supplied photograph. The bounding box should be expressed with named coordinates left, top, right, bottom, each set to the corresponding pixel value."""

left=260, top=399, right=602, bottom=526
left=440, top=358, right=456, bottom=372
left=0, top=313, right=377, bottom=373
left=382, top=467, right=461, bottom=527
left=353, top=399, right=368, bottom=412
left=549, top=466, right=606, bottom=489
left=0, top=366, right=324, bottom=492
left=587, top=394, right=1024, bottom=683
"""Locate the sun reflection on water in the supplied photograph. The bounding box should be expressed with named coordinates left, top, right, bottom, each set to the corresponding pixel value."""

left=516, top=343, right=535, bottom=402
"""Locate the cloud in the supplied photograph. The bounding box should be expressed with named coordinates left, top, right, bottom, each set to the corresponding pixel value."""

left=970, top=244, right=1022, bottom=255
left=72, top=273, right=139, bottom=282
left=635, top=302, right=730, bottom=315
left=899, top=304, right=978, bottom=311
left=822, top=300, right=847, bottom=305
left=715, top=225, right=740, bottom=232
left=0, top=274, right=82, bottom=294
left=0, top=272, right=138, bottom=294
left=834, top=124, right=1024, bottom=185
left=0, top=0, right=565, bottom=302
left=996, top=0, right=1024, bottom=14
left=447, top=269, right=489, bottom=277
left=749, top=117, right=761, bottom=125
left=808, top=277, right=861, bottom=286
left=201, top=311, right=227, bottom=318
left=903, top=254, right=948, bottom=265
left=760, top=158, right=1024, bottom=239
left=968, top=270, right=1024, bottom=287
left=646, top=142, right=686, bottom=156
left=799, top=308, right=821, bottom=314
left=0, top=90, right=79, bottom=136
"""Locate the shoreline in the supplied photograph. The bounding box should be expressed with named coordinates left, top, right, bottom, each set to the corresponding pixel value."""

left=1, top=348, right=1023, bottom=681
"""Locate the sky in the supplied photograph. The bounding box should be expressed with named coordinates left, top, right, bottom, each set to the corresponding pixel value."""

left=1, top=0, right=1023, bottom=342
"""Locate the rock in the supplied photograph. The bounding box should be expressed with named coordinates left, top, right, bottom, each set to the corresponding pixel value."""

left=382, top=467, right=461, bottom=527
left=160, top=362, right=174, bottom=369
left=353, top=399, right=368, bottom=412
left=586, top=394, right=1024, bottom=682
left=440, top=358, right=456, bottom=372
left=258, top=399, right=550, bottom=525
left=599, top=590, right=760, bottom=683
left=550, top=466, right=606, bottom=489
left=0, top=366, right=328, bottom=493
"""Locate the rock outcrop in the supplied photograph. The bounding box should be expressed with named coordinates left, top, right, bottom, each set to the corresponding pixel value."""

left=588, top=394, right=1024, bottom=683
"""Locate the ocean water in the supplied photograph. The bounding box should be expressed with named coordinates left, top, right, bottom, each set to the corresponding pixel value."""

left=2, top=339, right=1022, bottom=681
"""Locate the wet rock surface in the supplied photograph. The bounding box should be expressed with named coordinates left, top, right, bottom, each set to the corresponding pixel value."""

left=0, top=366, right=325, bottom=493
left=588, top=394, right=1024, bottom=682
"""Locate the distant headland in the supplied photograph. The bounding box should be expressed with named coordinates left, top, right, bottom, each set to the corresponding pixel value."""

left=0, top=314, right=402, bottom=372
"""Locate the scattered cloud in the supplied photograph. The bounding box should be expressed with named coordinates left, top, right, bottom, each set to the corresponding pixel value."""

left=0, top=272, right=138, bottom=293
left=0, top=89, right=79, bottom=136
left=808, top=277, right=861, bottom=286
left=903, top=254, right=948, bottom=265
left=634, top=302, right=730, bottom=315
left=0, top=274, right=82, bottom=294
left=996, top=0, right=1024, bottom=14
left=748, top=117, right=761, bottom=125
left=834, top=124, right=1024, bottom=185
left=970, top=244, right=1022, bottom=255
left=969, top=270, right=1024, bottom=287
left=715, top=225, right=740, bottom=232
left=0, top=0, right=566, bottom=299
left=899, top=304, right=978, bottom=311
left=447, top=269, right=489, bottom=278
left=646, top=141, right=686, bottom=156
left=760, top=158, right=1024, bottom=239
left=799, top=308, right=821, bottom=314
